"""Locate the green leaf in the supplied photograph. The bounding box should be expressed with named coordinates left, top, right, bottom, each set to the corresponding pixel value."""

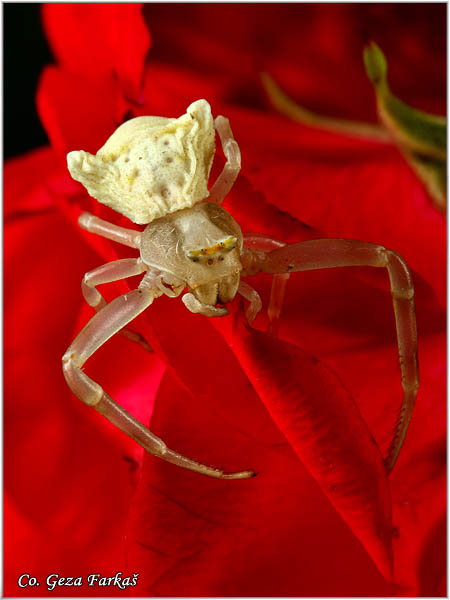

left=364, top=41, right=446, bottom=210
left=406, top=153, right=447, bottom=211
left=363, top=41, right=446, bottom=158
left=363, top=41, right=388, bottom=88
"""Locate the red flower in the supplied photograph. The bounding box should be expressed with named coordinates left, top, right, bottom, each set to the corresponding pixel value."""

left=5, top=4, right=445, bottom=597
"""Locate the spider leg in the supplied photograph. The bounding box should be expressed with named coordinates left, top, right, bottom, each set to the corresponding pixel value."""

left=182, top=292, right=229, bottom=317
left=243, top=233, right=290, bottom=335
left=243, top=238, right=419, bottom=474
left=63, top=284, right=253, bottom=480
left=78, top=213, right=149, bottom=348
left=82, top=257, right=152, bottom=351
left=208, top=116, right=241, bottom=204
left=79, top=212, right=141, bottom=248
left=237, top=281, right=262, bottom=324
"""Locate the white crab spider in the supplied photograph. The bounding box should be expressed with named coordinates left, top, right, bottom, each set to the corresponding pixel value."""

left=63, top=99, right=419, bottom=480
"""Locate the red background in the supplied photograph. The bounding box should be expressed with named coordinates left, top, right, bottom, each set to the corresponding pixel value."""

left=4, top=4, right=446, bottom=597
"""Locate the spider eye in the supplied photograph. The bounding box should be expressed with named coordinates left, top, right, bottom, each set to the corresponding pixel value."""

left=186, top=236, right=237, bottom=263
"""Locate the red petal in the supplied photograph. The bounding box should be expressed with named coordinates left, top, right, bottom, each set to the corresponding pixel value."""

left=4, top=147, right=58, bottom=218
left=42, top=3, right=150, bottom=101
left=36, top=66, right=120, bottom=154
left=143, top=4, right=445, bottom=116
left=216, top=311, right=393, bottom=579
left=127, top=368, right=394, bottom=596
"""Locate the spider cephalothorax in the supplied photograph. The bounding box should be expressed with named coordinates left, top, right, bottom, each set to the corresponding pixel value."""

left=140, top=202, right=243, bottom=314
left=63, top=99, right=419, bottom=480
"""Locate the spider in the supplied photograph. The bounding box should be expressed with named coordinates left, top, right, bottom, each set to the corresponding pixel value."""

left=62, top=100, right=419, bottom=480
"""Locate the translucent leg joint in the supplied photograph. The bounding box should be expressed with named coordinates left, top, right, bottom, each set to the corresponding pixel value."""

left=238, top=281, right=262, bottom=324
left=208, top=116, right=242, bottom=204
left=62, top=355, right=103, bottom=406
left=182, top=293, right=229, bottom=317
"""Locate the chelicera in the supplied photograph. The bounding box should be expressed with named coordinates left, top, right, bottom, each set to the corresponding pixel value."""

left=62, top=100, right=419, bottom=480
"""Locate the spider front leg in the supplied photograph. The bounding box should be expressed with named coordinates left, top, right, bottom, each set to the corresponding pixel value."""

left=82, top=257, right=152, bottom=351
left=63, top=279, right=254, bottom=480
left=78, top=214, right=153, bottom=350
left=208, top=116, right=241, bottom=204
left=243, top=233, right=291, bottom=335
left=243, top=238, right=419, bottom=473
left=79, top=212, right=142, bottom=248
